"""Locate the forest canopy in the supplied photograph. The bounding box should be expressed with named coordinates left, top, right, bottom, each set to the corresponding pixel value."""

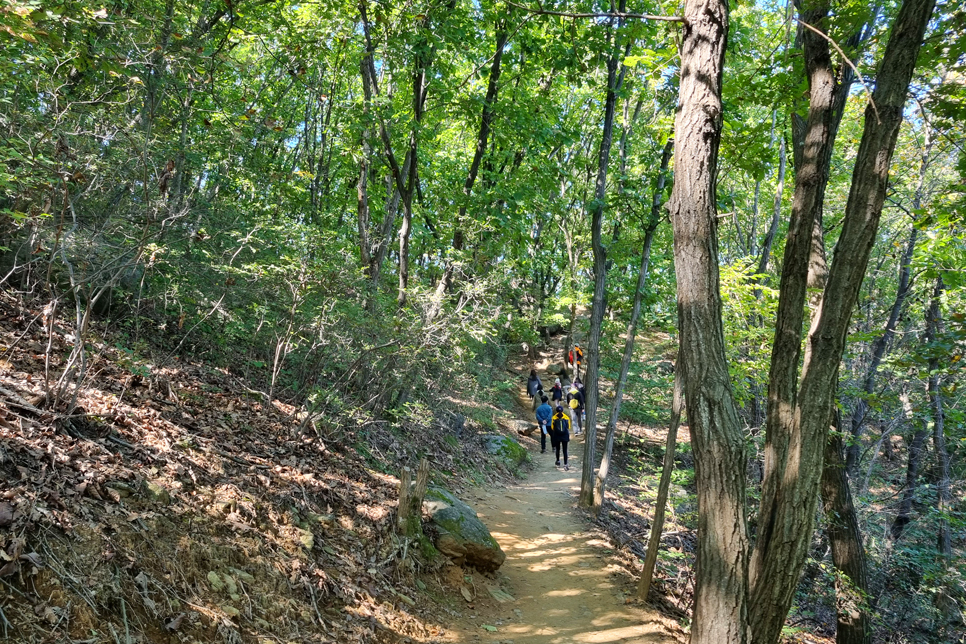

left=1, top=0, right=965, bottom=642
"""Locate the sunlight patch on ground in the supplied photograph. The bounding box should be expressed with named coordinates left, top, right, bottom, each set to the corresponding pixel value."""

left=573, top=622, right=665, bottom=643
left=545, top=588, right=583, bottom=597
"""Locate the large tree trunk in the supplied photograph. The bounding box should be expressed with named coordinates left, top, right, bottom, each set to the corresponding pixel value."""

left=667, top=1, right=749, bottom=642
left=592, top=138, right=672, bottom=515
left=749, top=1, right=936, bottom=641
left=822, top=408, right=871, bottom=644
left=578, top=5, right=629, bottom=508
left=637, top=367, right=683, bottom=599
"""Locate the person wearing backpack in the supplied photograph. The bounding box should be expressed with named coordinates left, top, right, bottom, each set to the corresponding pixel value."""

left=526, top=369, right=542, bottom=401
left=568, top=344, right=584, bottom=378
left=550, top=379, right=563, bottom=405
left=551, top=406, right=571, bottom=470
left=532, top=384, right=544, bottom=412
left=535, top=395, right=553, bottom=454
left=567, top=386, right=584, bottom=434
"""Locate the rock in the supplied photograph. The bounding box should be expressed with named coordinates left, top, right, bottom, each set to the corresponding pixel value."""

left=481, top=435, right=529, bottom=467
left=655, top=360, right=675, bottom=375
left=143, top=480, right=172, bottom=505
left=423, top=488, right=506, bottom=572
left=546, top=362, right=568, bottom=376
left=498, top=419, right=533, bottom=436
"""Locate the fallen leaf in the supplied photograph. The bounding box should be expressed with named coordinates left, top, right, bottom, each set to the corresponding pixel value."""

left=481, top=624, right=497, bottom=632
left=460, top=586, right=473, bottom=602
left=0, top=502, right=13, bottom=527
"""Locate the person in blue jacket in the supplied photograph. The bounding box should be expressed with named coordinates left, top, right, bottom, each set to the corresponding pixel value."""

left=535, top=395, right=553, bottom=453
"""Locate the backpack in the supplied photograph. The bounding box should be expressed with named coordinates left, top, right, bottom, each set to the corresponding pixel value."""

left=552, top=412, right=570, bottom=436
left=569, top=398, right=579, bottom=410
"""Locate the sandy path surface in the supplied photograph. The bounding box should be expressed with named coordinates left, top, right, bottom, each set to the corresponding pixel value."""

left=444, top=380, right=671, bottom=644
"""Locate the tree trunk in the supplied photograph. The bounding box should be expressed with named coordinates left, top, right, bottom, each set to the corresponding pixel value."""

left=429, top=23, right=509, bottom=320
left=845, top=225, right=917, bottom=472
left=822, top=409, right=871, bottom=644
left=755, top=135, right=786, bottom=280
left=925, top=276, right=951, bottom=557
left=890, top=408, right=929, bottom=544
left=846, top=109, right=932, bottom=471
left=578, top=5, right=629, bottom=508
left=668, top=1, right=748, bottom=642
left=749, top=1, right=936, bottom=641
left=592, top=138, right=672, bottom=515
left=637, top=367, right=683, bottom=599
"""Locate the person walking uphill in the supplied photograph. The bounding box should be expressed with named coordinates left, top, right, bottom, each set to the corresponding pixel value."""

left=526, top=369, right=542, bottom=401
left=568, top=344, right=584, bottom=378
left=567, top=385, right=584, bottom=434
left=551, top=406, right=571, bottom=470
left=535, top=395, right=553, bottom=454
left=550, top=379, right=563, bottom=405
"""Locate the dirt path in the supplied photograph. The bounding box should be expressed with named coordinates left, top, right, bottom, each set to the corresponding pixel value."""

left=443, top=363, right=672, bottom=644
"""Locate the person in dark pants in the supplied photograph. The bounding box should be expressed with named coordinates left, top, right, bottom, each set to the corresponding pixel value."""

left=532, top=385, right=544, bottom=412
left=550, top=379, right=563, bottom=405
left=551, top=406, right=571, bottom=470
left=567, top=385, right=585, bottom=434
left=526, top=369, right=542, bottom=400
left=535, top=396, right=553, bottom=453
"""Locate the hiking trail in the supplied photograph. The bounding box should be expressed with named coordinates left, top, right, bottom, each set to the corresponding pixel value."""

left=441, top=353, right=676, bottom=644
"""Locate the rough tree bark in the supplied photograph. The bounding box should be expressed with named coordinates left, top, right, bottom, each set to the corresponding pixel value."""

left=592, top=138, right=672, bottom=515
left=578, top=3, right=629, bottom=508
left=667, top=0, right=749, bottom=642
left=748, top=0, right=936, bottom=641
left=822, top=408, right=871, bottom=644
left=637, top=366, right=683, bottom=599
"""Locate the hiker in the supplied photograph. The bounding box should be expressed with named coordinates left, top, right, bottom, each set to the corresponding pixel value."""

left=550, top=378, right=563, bottom=404
left=551, top=405, right=571, bottom=470
left=526, top=369, right=542, bottom=400
left=568, top=344, right=584, bottom=377
left=573, top=376, right=584, bottom=392
left=567, top=385, right=584, bottom=434
left=532, top=384, right=544, bottom=412
left=535, top=395, right=553, bottom=454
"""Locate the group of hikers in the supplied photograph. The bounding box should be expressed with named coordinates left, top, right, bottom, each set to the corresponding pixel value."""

left=525, top=344, right=585, bottom=471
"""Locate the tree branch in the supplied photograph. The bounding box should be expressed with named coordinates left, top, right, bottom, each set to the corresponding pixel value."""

left=506, top=0, right=683, bottom=22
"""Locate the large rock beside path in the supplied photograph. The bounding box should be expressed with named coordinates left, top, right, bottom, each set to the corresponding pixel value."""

left=482, top=434, right=529, bottom=466
left=423, top=488, right=506, bottom=572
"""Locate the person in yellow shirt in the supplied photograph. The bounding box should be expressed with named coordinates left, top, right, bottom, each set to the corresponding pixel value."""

left=551, top=406, right=571, bottom=470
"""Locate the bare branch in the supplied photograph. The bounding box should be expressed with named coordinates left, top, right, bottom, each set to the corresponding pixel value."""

left=506, top=0, right=683, bottom=22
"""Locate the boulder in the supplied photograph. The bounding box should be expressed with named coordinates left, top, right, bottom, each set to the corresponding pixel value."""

left=498, top=419, right=534, bottom=436
left=482, top=434, right=529, bottom=467
left=423, top=488, right=506, bottom=572
left=546, top=362, right=568, bottom=376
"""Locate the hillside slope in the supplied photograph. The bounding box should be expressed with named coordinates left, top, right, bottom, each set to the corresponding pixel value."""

left=0, top=294, right=525, bottom=644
